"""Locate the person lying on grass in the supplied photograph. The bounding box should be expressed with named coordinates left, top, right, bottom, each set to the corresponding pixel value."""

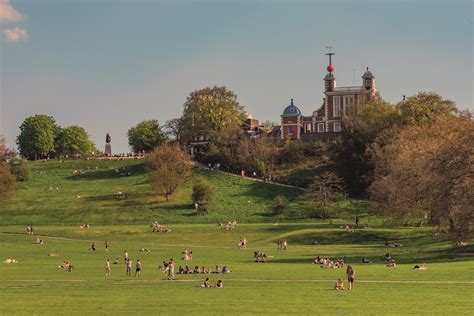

left=335, top=278, right=344, bottom=291
left=387, top=259, right=397, bottom=268
left=59, top=261, right=73, bottom=272
left=35, top=238, right=44, bottom=244
left=414, top=264, right=428, bottom=270
left=3, top=258, right=18, bottom=264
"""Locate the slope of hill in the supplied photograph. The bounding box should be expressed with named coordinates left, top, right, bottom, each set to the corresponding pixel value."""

left=0, top=159, right=322, bottom=225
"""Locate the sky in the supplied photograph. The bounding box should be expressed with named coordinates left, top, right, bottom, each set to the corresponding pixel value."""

left=1, top=0, right=472, bottom=153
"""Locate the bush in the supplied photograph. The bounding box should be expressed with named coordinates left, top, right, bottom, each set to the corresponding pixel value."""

left=272, top=195, right=289, bottom=215
left=9, top=158, right=31, bottom=181
left=192, top=177, right=215, bottom=214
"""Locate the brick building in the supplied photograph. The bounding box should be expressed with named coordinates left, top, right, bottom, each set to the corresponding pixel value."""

left=280, top=54, right=380, bottom=140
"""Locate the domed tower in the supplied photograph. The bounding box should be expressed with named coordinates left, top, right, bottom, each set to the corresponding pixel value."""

left=281, top=99, right=303, bottom=140
left=362, top=67, right=376, bottom=91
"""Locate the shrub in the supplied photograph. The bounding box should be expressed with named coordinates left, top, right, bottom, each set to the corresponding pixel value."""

left=272, top=195, right=289, bottom=215
left=192, top=177, right=215, bottom=214
left=9, top=158, right=31, bottom=182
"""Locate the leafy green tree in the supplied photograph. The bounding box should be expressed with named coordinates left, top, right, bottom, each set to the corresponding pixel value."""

left=146, top=144, right=193, bottom=201
left=192, top=177, right=215, bottom=214
left=397, top=92, right=457, bottom=125
left=181, top=86, right=245, bottom=143
left=330, top=100, right=402, bottom=197
left=16, top=115, right=59, bottom=159
left=55, top=125, right=96, bottom=157
left=9, top=158, right=31, bottom=182
left=128, top=120, right=168, bottom=152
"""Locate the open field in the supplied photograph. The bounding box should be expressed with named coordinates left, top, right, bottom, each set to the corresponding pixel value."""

left=1, top=224, right=473, bottom=315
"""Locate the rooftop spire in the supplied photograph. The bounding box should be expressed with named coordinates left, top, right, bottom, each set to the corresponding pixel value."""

left=325, top=46, right=335, bottom=72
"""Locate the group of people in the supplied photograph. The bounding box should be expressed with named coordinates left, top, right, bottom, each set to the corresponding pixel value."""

left=334, top=265, right=356, bottom=291
left=150, top=222, right=171, bottom=233
left=178, top=265, right=231, bottom=275
left=26, top=225, right=34, bottom=235
left=313, top=256, right=345, bottom=268
left=201, top=278, right=223, bottom=288
left=276, top=239, right=288, bottom=250
left=254, top=250, right=268, bottom=263
left=59, top=261, right=73, bottom=272
left=182, top=249, right=193, bottom=260
left=219, top=220, right=238, bottom=231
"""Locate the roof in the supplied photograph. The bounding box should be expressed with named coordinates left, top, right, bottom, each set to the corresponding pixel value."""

left=282, top=99, right=302, bottom=116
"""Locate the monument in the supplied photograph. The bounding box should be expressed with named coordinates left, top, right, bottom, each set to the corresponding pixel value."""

left=104, top=133, right=112, bottom=156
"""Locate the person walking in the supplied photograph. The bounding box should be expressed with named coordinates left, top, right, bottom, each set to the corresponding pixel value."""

left=126, top=258, right=132, bottom=276
left=135, top=259, right=141, bottom=277
left=105, top=259, right=111, bottom=277
left=346, top=265, right=355, bottom=290
left=167, top=258, right=175, bottom=280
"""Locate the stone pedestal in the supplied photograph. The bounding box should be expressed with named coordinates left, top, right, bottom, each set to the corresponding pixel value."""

left=105, top=143, right=112, bottom=156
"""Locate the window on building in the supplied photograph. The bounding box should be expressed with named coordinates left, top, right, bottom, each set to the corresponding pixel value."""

left=317, top=123, right=325, bottom=133
left=333, top=96, right=341, bottom=117
left=333, top=122, right=341, bottom=132
left=288, top=127, right=293, bottom=135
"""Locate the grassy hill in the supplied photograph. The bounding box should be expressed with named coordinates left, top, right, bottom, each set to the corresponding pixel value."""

left=1, top=159, right=371, bottom=225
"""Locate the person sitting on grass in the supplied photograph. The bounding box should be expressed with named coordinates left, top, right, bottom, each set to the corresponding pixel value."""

left=201, top=278, right=211, bottom=288
left=193, top=266, right=201, bottom=274
left=178, top=266, right=184, bottom=274
left=335, top=278, right=344, bottom=291
left=35, top=238, right=44, bottom=244
left=183, top=249, right=193, bottom=260
left=383, top=253, right=391, bottom=262
left=215, top=280, right=223, bottom=288
left=213, top=265, right=220, bottom=274
left=222, top=266, right=231, bottom=274
left=90, top=242, right=97, bottom=252
left=184, top=265, right=190, bottom=274
left=387, top=259, right=397, bottom=268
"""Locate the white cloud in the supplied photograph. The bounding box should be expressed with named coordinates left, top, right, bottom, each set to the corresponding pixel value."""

left=0, top=0, right=24, bottom=22
left=2, top=27, right=27, bottom=42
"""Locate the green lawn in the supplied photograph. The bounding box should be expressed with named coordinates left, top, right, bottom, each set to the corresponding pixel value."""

left=0, top=224, right=473, bottom=315
left=0, top=159, right=371, bottom=225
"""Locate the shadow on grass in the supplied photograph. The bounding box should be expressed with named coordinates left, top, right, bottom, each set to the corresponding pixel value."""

left=66, top=164, right=145, bottom=181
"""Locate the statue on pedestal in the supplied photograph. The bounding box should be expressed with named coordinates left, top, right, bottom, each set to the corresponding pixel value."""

left=104, top=133, right=112, bottom=156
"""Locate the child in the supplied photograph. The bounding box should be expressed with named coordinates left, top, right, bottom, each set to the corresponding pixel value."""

left=335, top=278, right=344, bottom=290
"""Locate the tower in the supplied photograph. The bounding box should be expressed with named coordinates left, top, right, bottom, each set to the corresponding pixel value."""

left=362, top=67, right=375, bottom=91
left=324, top=48, right=336, bottom=92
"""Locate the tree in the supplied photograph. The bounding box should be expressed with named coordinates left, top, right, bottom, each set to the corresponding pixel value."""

left=397, top=92, right=457, bottom=125
left=0, top=161, right=16, bottom=203
left=370, top=115, right=474, bottom=240
left=272, top=195, right=289, bottom=215
left=55, top=125, right=96, bottom=157
left=164, top=118, right=185, bottom=144
left=128, top=120, right=167, bottom=153
left=9, top=157, right=31, bottom=182
left=303, top=172, right=345, bottom=218
left=181, top=86, right=246, bottom=143
left=192, top=177, right=215, bottom=214
left=146, top=144, right=193, bottom=201
left=17, top=115, right=59, bottom=159
left=330, top=100, right=402, bottom=197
